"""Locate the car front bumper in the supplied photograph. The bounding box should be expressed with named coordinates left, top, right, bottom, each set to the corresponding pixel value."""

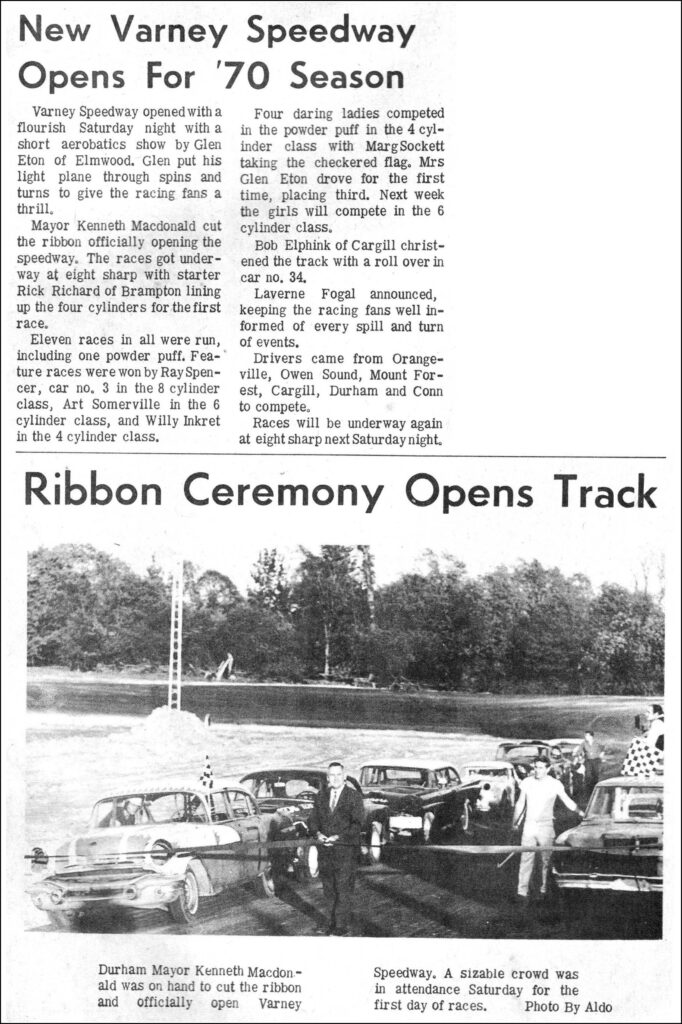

left=552, top=870, right=662, bottom=894
left=29, top=870, right=184, bottom=913
left=389, top=814, right=423, bottom=836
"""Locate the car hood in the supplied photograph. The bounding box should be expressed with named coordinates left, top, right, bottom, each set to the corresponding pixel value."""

left=366, top=784, right=474, bottom=809
left=556, top=818, right=662, bottom=849
left=47, top=822, right=223, bottom=865
left=366, top=785, right=433, bottom=802
left=256, top=796, right=314, bottom=810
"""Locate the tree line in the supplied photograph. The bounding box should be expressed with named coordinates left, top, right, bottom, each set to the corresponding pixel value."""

left=27, top=544, right=664, bottom=694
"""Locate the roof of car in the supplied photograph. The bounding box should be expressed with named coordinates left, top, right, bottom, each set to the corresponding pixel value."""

left=594, top=776, right=663, bottom=789
left=240, top=766, right=327, bottom=779
left=94, top=780, right=252, bottom=801
left=462, top=760, right=515, bottom=770
left=359, top=760, right=456, bottom=771
left=549, top=737, right=583, bottom=745
left=497, top=739, right=550, bottom=747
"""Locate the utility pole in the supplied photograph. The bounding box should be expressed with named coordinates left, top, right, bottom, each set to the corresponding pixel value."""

left=168, top=559, right=184, bottom=710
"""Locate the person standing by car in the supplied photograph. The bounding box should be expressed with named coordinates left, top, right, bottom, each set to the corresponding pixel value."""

left=513, top=757, right=582, bottom=902
left=310, top=761, right=364, bottom=936
left=578, top=730, right=605, bottom=798
left=646, top=704, right=664, bottom=751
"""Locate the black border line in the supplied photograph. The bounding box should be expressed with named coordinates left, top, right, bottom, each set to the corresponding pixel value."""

left=16, top=452, right=667, bottom=458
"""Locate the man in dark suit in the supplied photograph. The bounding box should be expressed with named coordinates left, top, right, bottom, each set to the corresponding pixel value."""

left=310, top=761, right=364, bottom=935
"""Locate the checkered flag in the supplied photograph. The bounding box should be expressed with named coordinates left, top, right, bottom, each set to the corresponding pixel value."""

left=622, top=737, right=663, bottom=777
left=200, top=754, right=214, bottom=790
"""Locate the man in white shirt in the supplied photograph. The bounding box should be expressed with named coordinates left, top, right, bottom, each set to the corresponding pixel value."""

left=513, top=757, right=582, bottom=901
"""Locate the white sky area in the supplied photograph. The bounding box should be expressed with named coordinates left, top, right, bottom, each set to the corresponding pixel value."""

left=30, top=524, right=664, bottom=597
left=130, top=539, right=665, bottom=595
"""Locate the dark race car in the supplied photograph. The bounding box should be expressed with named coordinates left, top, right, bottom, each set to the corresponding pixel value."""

left=239, top=767, right=390, bottom=880
left=549, top=738, right=584, bottom=761
left=552, top=776, right=663, bottom=897
left=548, top=737, right=590, bottom=799
left=495, top=739, right=572, bottom=788
left=358, top=760, right=484, bottom=844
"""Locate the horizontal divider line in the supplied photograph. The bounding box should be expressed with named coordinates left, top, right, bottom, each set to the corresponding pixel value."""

left=16, top=452, right=667, bottom=459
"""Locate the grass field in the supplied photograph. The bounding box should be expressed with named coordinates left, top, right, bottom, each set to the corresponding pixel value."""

left=27, top=666, right=652, bottom=763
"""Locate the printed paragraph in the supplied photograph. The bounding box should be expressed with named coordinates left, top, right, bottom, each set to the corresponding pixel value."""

left=13, top=102, right=449, bottom=451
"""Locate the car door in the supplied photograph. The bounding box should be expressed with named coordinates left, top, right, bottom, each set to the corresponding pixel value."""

left=225, top=789, right=263, bottom=881
left=428, top=767, right=456, bottom=825
left=195, top=790, right=234, bottom=890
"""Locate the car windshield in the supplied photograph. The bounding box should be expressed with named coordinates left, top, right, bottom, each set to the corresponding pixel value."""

left=553, top=741, right=580, bottom=755
left=504, top=745, right=543, bottom=759
left=91, top=791, right=209, bottom=828
left=361, top=766, right=431, bottom=787
left=248, top=776, right=321, bottom=800
left=587, top=786, right=663, bottom=822
left=468, top=767, right=508, bottom=778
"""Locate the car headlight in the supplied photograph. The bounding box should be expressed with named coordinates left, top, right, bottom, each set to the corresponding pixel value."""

left=150, top=841, right=171, bottom=866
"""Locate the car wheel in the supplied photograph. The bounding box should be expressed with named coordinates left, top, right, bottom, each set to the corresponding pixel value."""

left=305, top=843, right=320, bottom=879
left=460, top=799, right=472, bottom=834
left=423, top=812, right=436, bottom=844
left=47, top=910, right=85, bottom=931
left=170, top=863, right=201, bottom=925
left=367, top=822, right=384, bottom=864
left=294, top=841, right=319, bottom=882
left=258, top=863, right=277, bottom=899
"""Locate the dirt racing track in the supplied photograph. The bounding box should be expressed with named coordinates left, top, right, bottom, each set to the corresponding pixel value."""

left=25, top=678, right=661, bottom=940
left=29, top=844, right=662, bottom=941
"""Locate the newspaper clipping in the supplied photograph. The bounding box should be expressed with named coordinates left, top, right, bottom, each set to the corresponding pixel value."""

left=2, top=2, right=680, bottom=1021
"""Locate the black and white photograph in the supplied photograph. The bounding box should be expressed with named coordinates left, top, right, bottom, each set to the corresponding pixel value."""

left=25, top=537, right=664, bottom=941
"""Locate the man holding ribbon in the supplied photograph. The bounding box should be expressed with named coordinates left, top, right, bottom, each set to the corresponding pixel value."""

left=310, top=760, right=364, bottom=935
left=513, top=756, right=583, bottom=903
